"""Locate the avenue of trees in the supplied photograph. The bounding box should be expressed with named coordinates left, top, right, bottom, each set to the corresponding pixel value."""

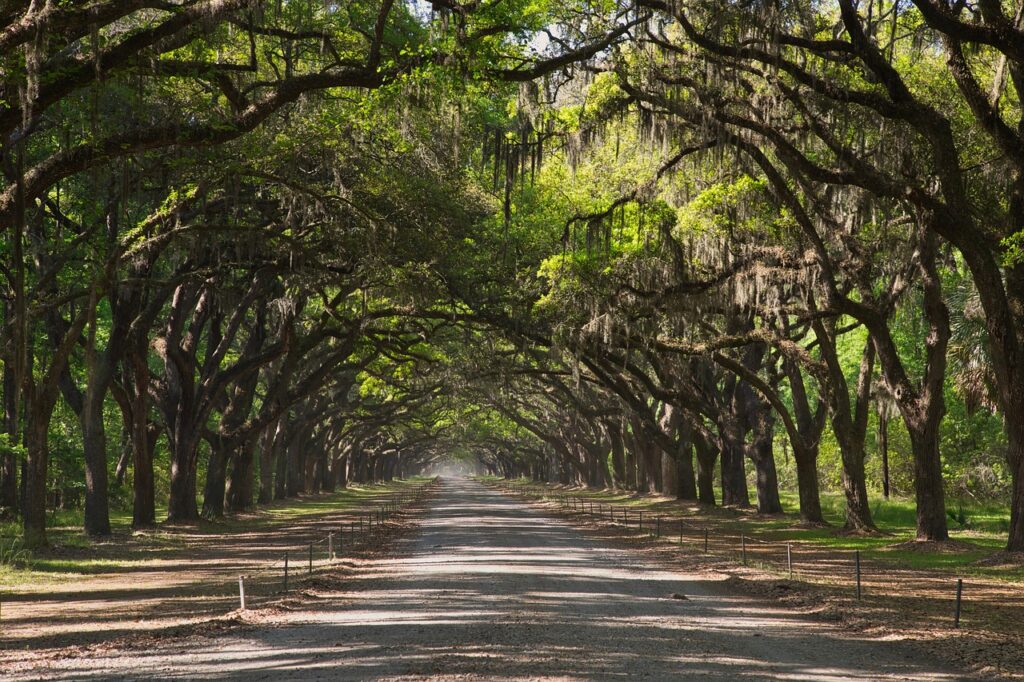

left=1, top=0, right=1023, bottom=554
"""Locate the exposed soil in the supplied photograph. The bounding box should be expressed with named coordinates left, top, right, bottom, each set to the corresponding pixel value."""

left=886, top=539, right=983, bottom=553
left=974, top=551, right=1024, bottom=567
left=1, top=478, right=992, bottom=680
left=513, top=484, right=1023, bottom=680
left=0, top=484, right=430, bottom=652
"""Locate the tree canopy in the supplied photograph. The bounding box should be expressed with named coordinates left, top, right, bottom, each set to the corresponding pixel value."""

left=2, top=0, right=1023, bottom=554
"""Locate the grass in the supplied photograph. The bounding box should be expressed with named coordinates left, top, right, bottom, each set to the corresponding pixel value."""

left=494, top=477, right=1024, bottom=583
left=0, top=478, right=431, bottom=590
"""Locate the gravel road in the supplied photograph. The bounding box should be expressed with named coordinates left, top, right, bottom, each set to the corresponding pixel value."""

left=14, top=477, right=965, bottom=680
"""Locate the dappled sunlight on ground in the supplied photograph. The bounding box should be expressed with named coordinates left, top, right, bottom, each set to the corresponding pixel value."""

left=4, top=479, right=966, bottom=680
left=0, top=483, right=426, bottom=649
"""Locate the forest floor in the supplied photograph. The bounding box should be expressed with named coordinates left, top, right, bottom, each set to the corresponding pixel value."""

left=496, top=479, right=1024, bottom=679
left=0, top=479, right=433, bottom=652
left=0, top=477, right=1003, bottom=680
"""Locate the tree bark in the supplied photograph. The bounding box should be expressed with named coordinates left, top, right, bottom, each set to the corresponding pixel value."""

left=624, top=436, right=638, bottom=490
left=694, top=431, right=717, bottom=505
left=780, top=356, right=826, bottom=523
left=670, top=416, right=698, bottom=500
left=879, top=409, right=890, bottom=499
left=747, top=413, right=782, bottom=514
left=167, top=433, right=200, bottom=522
left=274, top=424, right=288, bottom=499
left=870, top=229, right=950, bottom=541
left=202, top=446, right=229, bottom=519
left=336, top=451, right=349, bottom=489
left=21, top=284, right=98, bottom=546
left=717, top=416, right=750, bottom=507
left=23, top=411, right=50, bottom=548
left=80, top=389, right=111, bottom=535
left=286, top=428, right=306, bottom=496
left=1, top=344, right=18, bottom=514
left=734, top=347, right=782, bottom=514
left=814, top=321, right=877, bottom=531
left=259, top=420, right=280, bottom=504
left=606, top=421, right=626, bottom=488
left=321, top=446, right=337, bottom=493
left=128, top=348, right=156, bottom=526
left=226, top=442, right=256, bottom=511
left=1008, top=418, right=1024, bottom=550
left=908, top=419, right=949, bottom=541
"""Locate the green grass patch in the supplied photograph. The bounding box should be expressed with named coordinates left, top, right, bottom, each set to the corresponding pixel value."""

left=0, top=478, right=431, bottom=590
left=501, top=477, right=1022, bottom=583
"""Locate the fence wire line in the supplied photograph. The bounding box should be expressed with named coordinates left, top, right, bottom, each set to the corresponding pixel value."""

left=490, top=480, right=1024, bottom=634
left=214, top=481, right=436, bottom=609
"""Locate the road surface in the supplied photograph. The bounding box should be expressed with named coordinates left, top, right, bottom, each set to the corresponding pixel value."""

left=13, top=478, right=963, bottom=680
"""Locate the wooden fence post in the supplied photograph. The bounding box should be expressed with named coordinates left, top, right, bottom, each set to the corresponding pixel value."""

left=855, top=550, right=862, bottom=600
left=954, top=579, right=963, bottom=628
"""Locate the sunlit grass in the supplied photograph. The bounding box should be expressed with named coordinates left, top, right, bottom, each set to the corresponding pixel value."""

left=496, top=477, right=1023, bottom=582
left=0, top=478, right=430, bottom=589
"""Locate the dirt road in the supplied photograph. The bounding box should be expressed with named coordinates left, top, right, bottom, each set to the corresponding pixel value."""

left=8, top=478, right=967, bottom=680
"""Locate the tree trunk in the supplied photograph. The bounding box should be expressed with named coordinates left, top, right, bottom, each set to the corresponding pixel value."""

left=336, top=452, right=349, bottom=489
left=645, top=445, right=661, bottom=493
left=286, top=433, right=305, bottom=496
left=349, top=451, right=363, bottom=484
left=694, top=434, right=717, bottom=506
left=274, top=428, right=288, bottom=499
left=167, top=432, right=200, bottom=522
left=909, top=421, right=949, bottom=541
left=675, top=434, right=698, bottom=501
left=837, top=437, right=874, bottom=531
left=624, top=440, right=637, bottom=490
left=259, top=421, right=280, bottom=504
left=792, top=441, right=824, bottom=524
left=23, top=413, right=50, bottom=548
left=202, top=446, right=228, bottom=519
left=660, top=450, right=678, bottom=497
left=48, top=300, right=117, bottom=536
left=782, top=357, right=826, bottom=524
left=559, top=451, right=572, bottom=484
left=128, top=349, right=155, bottom=527
left=748, top=427, right=782, bottom=514
left=1, top=351, right=18, bottom=514
left=817, top=324, right=877, bottom=531
left=718, top=418, right=750, bottom=507
left=81, top=391, right=111, bottom=535
left=226, top=442, right=256, bottom=511
left=956, top=200, right=1024, bottom=551
left=606, top=423, right=626, bottom=488
left=657, top=404, right=690, bottom=498
left=1009, top=421, right=1024, bottom=551
left=879, top=410, right=890, bottom=499
left=322, top=448, right=336, bottom=493
left=872, top=230, right=949, bottom=541
left=132, top=425, right=157, bottom=527
left=631, top=431, right=646, bottom=491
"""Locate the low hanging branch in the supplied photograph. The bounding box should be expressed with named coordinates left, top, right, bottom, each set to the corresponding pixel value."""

left=561, top=138, right=719, bottom=246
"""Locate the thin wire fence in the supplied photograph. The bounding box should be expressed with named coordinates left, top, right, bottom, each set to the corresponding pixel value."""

left=492, top=480, right=1024, bottom=638
left=229, top=480, right=437, bottom=611
left=0, top=480, right=440, bottom=637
